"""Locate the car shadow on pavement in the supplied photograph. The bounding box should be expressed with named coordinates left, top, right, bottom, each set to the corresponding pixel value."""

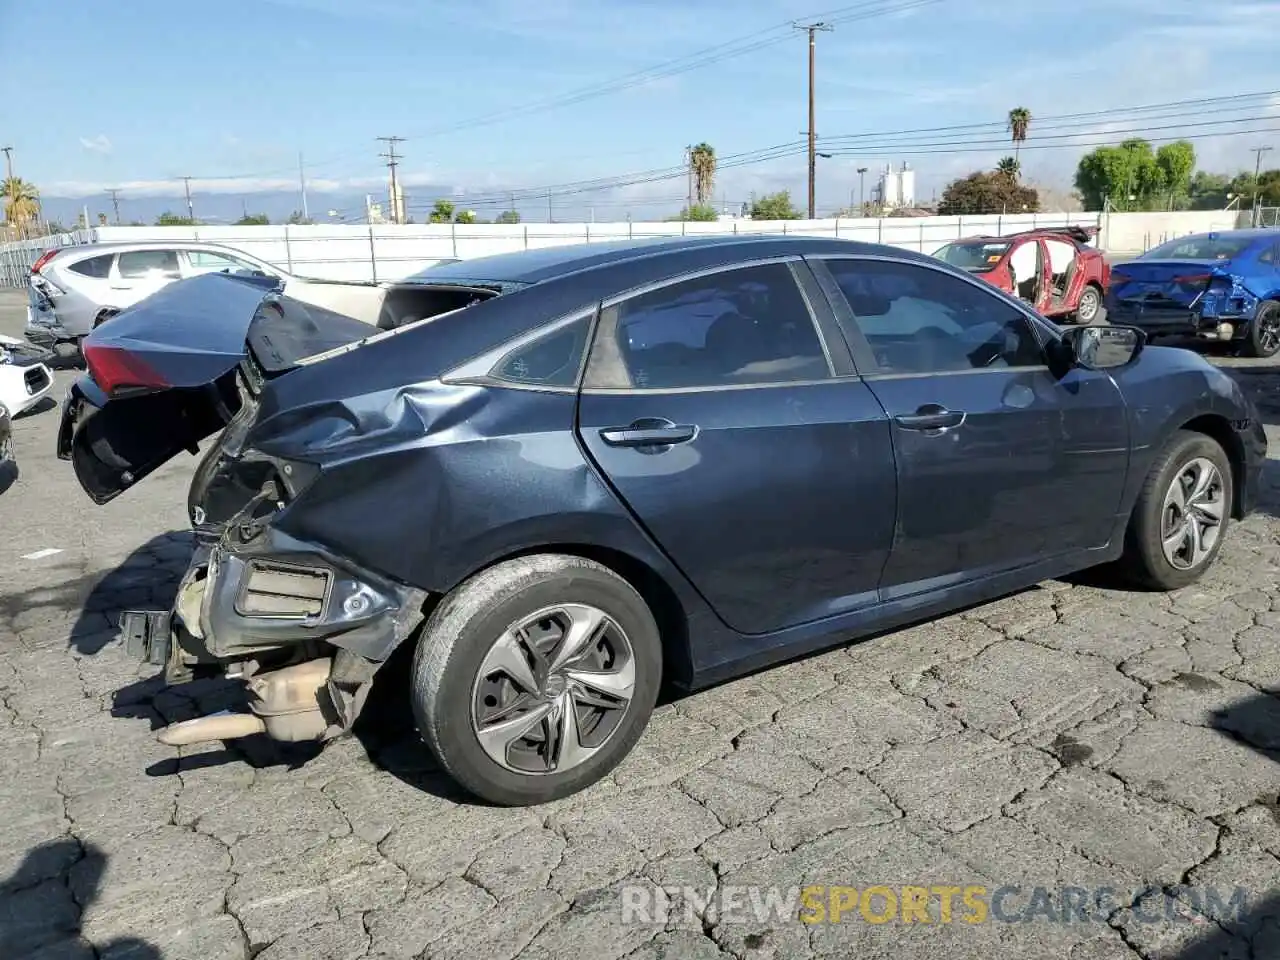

left=0, top=839, right=161, bottom=959
left=1166, top=690, right=1280, bottom=959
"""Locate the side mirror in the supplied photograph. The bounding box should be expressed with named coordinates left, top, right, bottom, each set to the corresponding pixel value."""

left=1062, top=324, right=1145, bottom=370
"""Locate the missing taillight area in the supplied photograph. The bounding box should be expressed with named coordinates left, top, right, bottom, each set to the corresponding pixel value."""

left=235, top=559, right=332, bottom=619
left=30, top=248, right=60, bottom=275
left=83, top=344, right=172, bottom=397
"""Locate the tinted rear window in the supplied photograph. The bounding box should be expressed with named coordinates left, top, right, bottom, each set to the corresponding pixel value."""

left=67, top=254, right=114, bottom=278
left=1143, top=235, right=1255, bottom=260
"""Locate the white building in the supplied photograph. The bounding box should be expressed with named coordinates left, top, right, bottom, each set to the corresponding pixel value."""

left=877, top=162, right=917, bottom=210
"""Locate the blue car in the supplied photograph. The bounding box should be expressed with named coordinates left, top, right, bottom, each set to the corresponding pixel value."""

left=58, top=236, right=1266, bottom=805
left=1106, top=228, right=1280, bottom=357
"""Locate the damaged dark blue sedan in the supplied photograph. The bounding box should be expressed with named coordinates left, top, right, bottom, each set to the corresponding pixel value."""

left=59, top=235, right=1267, bottom=805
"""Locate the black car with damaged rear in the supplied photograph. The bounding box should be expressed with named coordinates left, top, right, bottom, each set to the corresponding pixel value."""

left=59, top=239, right=1267, bottom=806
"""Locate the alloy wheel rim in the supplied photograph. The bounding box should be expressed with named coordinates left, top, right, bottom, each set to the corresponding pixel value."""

left=1259, top=312, right=1280, bottom=354
left=1160, top=457, right=1225, bottom=571
left=1078, top=288, right=1099, bottom=322
left=470, top=603, right=635, bottom=775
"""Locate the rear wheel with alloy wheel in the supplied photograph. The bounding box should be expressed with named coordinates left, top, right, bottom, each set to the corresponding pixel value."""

left=1076, top=284, right=1103, bottom=324
left=411, top=554, right=661, bottom=805
left=1245, top=300, right=1280, bottom=358
left=1117, top=430, right=1232, bottom=590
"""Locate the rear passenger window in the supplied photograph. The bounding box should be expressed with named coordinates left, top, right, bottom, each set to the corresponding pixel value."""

left=68, top=254, right=113, bottom=278
left=824, top=259, right=1044, bottom=375
left=118, top=250, right=181, bottom=279
left=490, top=314, right=592, bottom=388
left=584, top=262, right=830, bottom=390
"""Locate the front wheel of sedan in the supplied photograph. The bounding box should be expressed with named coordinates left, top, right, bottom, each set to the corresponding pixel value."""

left=1118, top=430, right=1232, bottom=591
left=411, top=554, right=662, bottom=805
left=1245, top=300, right=1280, bottom=359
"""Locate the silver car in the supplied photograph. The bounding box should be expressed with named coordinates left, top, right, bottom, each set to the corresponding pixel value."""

left=25, top=241, right=285, bottom=356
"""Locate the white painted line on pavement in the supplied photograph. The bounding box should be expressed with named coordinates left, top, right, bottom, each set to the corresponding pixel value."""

left=22, top=548, right=63, bottom=560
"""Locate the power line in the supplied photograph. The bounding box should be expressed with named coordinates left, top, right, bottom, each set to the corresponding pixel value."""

left=149, top=0, right=941, bottom=184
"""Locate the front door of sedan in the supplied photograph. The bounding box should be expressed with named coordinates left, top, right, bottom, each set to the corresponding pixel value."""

left=811, top=255, right=1130, bottom=601
left=575, top=258, right=898, bottom=637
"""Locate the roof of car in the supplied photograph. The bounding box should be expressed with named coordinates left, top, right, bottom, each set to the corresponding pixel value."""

left=51, top=239, right=267, bottom=259
left=410, top=234, right=929, bottom=285
left=1161, top=228, right=1280, bottom=241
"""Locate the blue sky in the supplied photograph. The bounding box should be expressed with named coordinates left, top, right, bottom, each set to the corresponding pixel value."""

left=4, top=0, right=1280, bottom=218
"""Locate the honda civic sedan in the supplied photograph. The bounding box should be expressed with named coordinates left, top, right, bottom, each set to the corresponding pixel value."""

left=58, top=235, right=1266, bottom=805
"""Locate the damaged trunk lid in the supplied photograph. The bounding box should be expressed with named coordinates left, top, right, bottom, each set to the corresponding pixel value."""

left=57, top=273, right=377, bottom=504
left=1107, top=258, right=1235, bottom=320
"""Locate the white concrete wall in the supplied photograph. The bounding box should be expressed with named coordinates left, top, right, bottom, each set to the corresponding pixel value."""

left=1099, top=209, right=1251, bottom=254
left=0, top=209, right=1254, bottom=287
left=69, top=213, right=1097, bottom=283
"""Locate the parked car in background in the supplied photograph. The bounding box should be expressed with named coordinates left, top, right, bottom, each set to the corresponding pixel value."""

left=1105, top=229, right=1280, bottom=358
left=934, top=226, right=1109, bottom=324
left=59, top=236, right=1264, bottom=806
left=25, top=242, right=286, bottom=357
left=0, top=334, right=54, bottom=415
left=25, top=241, right=465, bottom=359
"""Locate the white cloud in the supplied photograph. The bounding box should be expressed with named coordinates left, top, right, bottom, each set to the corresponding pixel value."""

left=79, top=135, right=112, bottom=154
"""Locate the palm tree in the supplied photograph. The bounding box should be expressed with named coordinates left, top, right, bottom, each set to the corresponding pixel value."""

left=2, top=177, right=40, bottom=230
left=996, top=156, right=1020, bottom=182
left=690, top=143, right=716, bottom=205
left=1008, top=107, right=1032, bottom=165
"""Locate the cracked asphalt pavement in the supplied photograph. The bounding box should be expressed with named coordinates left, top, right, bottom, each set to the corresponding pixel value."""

left=2, top=288, right=1279, bottom=960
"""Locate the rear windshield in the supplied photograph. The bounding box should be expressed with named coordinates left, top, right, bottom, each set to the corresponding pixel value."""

left=1143, top=235, right=1254, bottom=261
left=934, top=241, right=1010, bottom=271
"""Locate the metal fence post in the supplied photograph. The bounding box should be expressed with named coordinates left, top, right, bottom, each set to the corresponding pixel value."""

left=997, top=214, right=1003, bottom=236
left=284, top=225, right=293, bottom=274
left=523, top=225, right=529, bottom=249
left=451, top=220, right=458, bottom=258
left=585, top=222, right=591, bottom=243
left=834, top=217, right=840, bottom=238
left=368, top=225, right=378, bottom=283
left=919, top=222, right=924, bottom=252
left=628, top=221, right=633, bottom=240
left=877, top=218, right=882, bottom=244
left=782, top=222, right=788, bottom=235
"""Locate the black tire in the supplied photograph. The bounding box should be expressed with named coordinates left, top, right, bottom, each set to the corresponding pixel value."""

left=1117, top=430, right=1233, bottom=591
left=411, top=554, right=662, bottom=805
left=1245, top=300, right=1280, bottom=359
left=1076, top=284, right=1103, bottom=325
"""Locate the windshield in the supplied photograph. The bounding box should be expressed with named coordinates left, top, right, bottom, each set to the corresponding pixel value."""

left=1142, top=235, right=1255, bottom=261
left=934, top=241, right=1010, bottom=272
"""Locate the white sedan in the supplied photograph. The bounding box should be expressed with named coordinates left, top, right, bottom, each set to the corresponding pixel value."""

left=0, top=334, right=54, bottom=415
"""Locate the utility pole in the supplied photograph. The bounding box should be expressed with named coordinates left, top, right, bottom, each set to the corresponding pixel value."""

left=105, top=188, right=122, bottom=224
left=1, top=146, right=12, bottom=183
left=794, top=22, right=833, bottom=220
left=685, top=144, right=693, bottom=212
left=180, top=176, right=194, bottom=222
left=299, top=152, right=309, bottom=221
left=1250, top=145, right=1272, bottom=226
left=856, top=166, right=868, bottom=216
left=376, top=137, right=405, bottom=224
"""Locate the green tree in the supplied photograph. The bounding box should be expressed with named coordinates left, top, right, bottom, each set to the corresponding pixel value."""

left=235, top=213, right=270, bottom=225
left=455, top=209, right=477, bottom=224
left=996, top=156, right=1020, bottom=182
left=1155, top=140, right=1196, bottom=208
left=671, top=203, right=719, bottom=222
left=1008, top=107, right=1032, bottom=164
left=1074, top=139, right=1164, bottom=210
left=429, top=199, right=456, bottom=223
left=937, top=170, right=1039, bottom=215
left=155, top=211, right=196, bottom=226
left=1188, top=171, right=1231, bottom=210
left=750, top=191, right=801, bottom=220
left=2, top=177, right=40, bottom=228
left=495, top=209, right=521, bottom=224
left=690, top=143, right=716, bottom=204
left=287, top=210, right=314, bottom=225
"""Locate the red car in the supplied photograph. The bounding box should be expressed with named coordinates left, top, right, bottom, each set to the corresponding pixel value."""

left=934, top=226, right=1109, bottom=324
